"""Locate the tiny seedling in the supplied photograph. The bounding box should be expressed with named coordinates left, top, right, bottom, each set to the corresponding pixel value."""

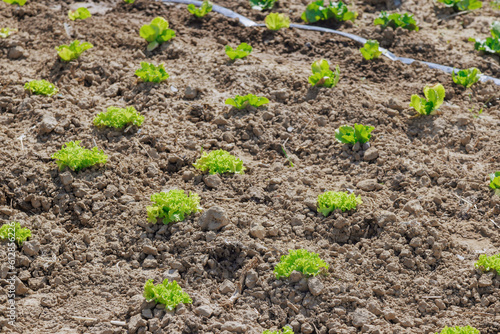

left=225, top=43, right=252, bottom=60
left=469, top=22, right=500, bottom=55
left=225, top=94, right=269, bottom=109
left=188, top=0, right=212, bottom=17
left=144, top=279, right=192, bottom=310
left=93, top=106, right=144, bottom=129
left=489, top=172, right=500, bottom=196
left=435, top=326, right=480, bottom=334
left=265, top=13, right=290, bottom=30
left=274, top=249, right=329, bottom=279
left=0, top=222, right=31, bottom=246
left=263, top=325, right=294, bottom=334
left=335, top=123, right=374, bottom=144
left=301, top=0, right=357, bottom=23
left=409, top=84, right=445, bottom=116
left=147, top=189, right=201, bottom=224
left=452, top=68, right=481, bottom=88
left=3, top=0, right=26, bottom=5
left=193, top=149, right=245, bottom=174
left=360, top=40, right=382, bottom=60
left=469, top=106, right=483, bottom=119
left=68, top=7, right=91, bottom=21
left=24, top=79, right=58, bottom=96
left=135, top=62, right=169, bottom=83
left=55, top=40, right=93, bottom=61
left=281, top=145, right=294, bottom=167
left=140, top=17, right=175, bottom=51
left=124, top=0, right=135, bottom=3
left=475, top=253, right=500, bottom=274
left=317, top=191, right=362, bottom=216
left=250, top=0, right=276, bottom=10
left=437, top=0, right=483, bottom=11
left=309, top=59, right=340, bottom=87
left=374, top=11, right=419, bottom=31
left=52, top=141, right=108, bottom=172
left=0, top=28, right=17, bottom=38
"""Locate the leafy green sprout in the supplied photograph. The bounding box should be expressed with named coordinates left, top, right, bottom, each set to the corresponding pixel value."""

left=187, top=0, right=212, bottom=18
left=317, top=191, right=362, bottom=216
left=335, top=123, right=374, bottom=145
left=374, top=11, right=419, bottom=31
left=225, top=94, right=269, bottom=109
left=437, top=0, right=483, bottom=11
left=225, top=43, right=252, bottom=60
left=265, top=13, right=290, bottom=31
left=281, top=145, right=294, bottom=167
left=140, top=17, right=175, bottom=51
left=435, top=325, right=480, bottom=334
left=24, top=80, right=58, bottom=96
left=274, top=249, right=329, bottom=279
left=360, top=40, right=382, bottom=60
left=409, top=84, right=446, bottom=116
left=301, top=0, right=357, bottom=23
left=469, top=21, right=500, bottom=55
left=0, top=28, right=17, bottom=38
left=55, top=40, right=93, bottom=62
left=68, top=7, right=91, bottom=21
left=51, top=141, right=108, bottom=172
left=147, top=189, right=201, bottom=224
left=452, top=68, right=481, bottom=88
left=144, top=279, right=192, bottom=310
left=0, top=222, right=31, bottom=246
left=3, top=0, right=26, bottom=6
left=489, top=172, right=500, bottom=196
left=250, top=0, right=276, bottom=11
left=475, top=253, right=500, bottom=275
left=135, top=62, right=169, bottom=83
left=263, top=325, right=294, bottom=334
left=308, top=59, right=340, bottom=88
left=93, top=106, right=144, bottom=129
left=124, top=0, right=135, bottom=3
left=193, top=149, right=246, bottom=175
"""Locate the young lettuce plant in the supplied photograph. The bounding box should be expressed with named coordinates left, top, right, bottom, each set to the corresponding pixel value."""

left=144, top=279, right=192, bottom=310
left=140, top=17, right=175, bottom=51
left=437, top=0, right=482, bottom=11
left=469, top=22, right=500, bottom=55
left=265, top=13, right=290, bottom=30
left=3, top=0, right=26, bottom=5
left=489, top=172, right=500, bottom=196
left=409, top=84, right=445, bottom=116
left=93, top=106, right=144, bottom=129
left=0, top=222, right=31, bottom=246
left=24, top=80, right=58, bottom=96
left=274, top=249, right=329, bottom=279
left=193, top=149, right=246, bottom=174
left=52, top=141, right=108, bottom=172
left=225, top=94, right=269, bottom=109
left=263, top=325, right=294, bottom=334
left=147, top=189, right=201, bottom=224
left=68, top=7, right=91, bottom=21
left=360, top=40, right=382, bottom=60
left=452, top=68, right=481, bottom=88
left=187, top=0, right=212, bottom=18
left=250, top=0, right=276, bottom=11
left=435, top=326, right=480, bottom=334
left=475, top=253, right=500, bottom=275
left=0, top=28, right=17, bottom=38
left=335, top=124, right=374, bottom=145
left=301, top=0, right=357, bottom=23
left=309, top=59, right=340, bottom=88
left=225, top=43, right=252, bottom=60
left=317, top=191, right=362, bottom=216
left=135, top=62, right=169, bottom=83
left=124, top=0, right=135, bottom=3
left=55, top=40, right=93, bottom=61
left=374, top=11, right=419, bottom=31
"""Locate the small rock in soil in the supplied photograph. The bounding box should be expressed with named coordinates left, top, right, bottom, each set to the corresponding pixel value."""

left=128, top=314, right=147, bottom=334
left=289, top=270, right=303, bottom=283
left=357, top=179, right=382, bottom=191
left=363, top=147, right=379, bottom=161
left=142, top=308, right=153, bottom=319
left=184, top=86, right=197, bottom=99
left=221, top=321, right=247, bottom=333
left=8, top=46, right=25, bottom=59
left=220, top=279, right=235, bottom=294
left=194, top=305, right=213, bottom=317
left=307, top=277, right=324, bottom=296
left=22, top=240, right=40, bottom=256
left=478, top=274, right=493, bottom=287
left=198, top=206, right=230, bottom=231
left=164, top=269, right=181, bottom=282
left=403, top=199, right=424, bottom=216
left=143, top=245, right=158, bottom=256
left=203, top=174, right=221, bottom=188
left=249, top=223, right=266, bottom=239
left=351, top=308, right=375, bottom=328
left=376, top=210, right=397, bottom=227
left=245, top=269, right=258, bottom=288
left=39, top=114, right=58, bottom=134
left=15, top=277, right=29, bottom=295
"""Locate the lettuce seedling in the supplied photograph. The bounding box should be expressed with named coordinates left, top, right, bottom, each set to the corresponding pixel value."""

left=309, top=59, right=340, bottom=87
left=68, top=7, right=91, bottom=21
left=225, top=43, right=252, bottom=60
left=437, top=0, right=482, bottom=10
left=317, top=191, right=362, bottom=216
left=489, top=172, right=500, bottom=196
left=52, top=141, right=108, bottom=172
left=335, top=123, right=374, bottom=145
left=193, top=149, right=246, bottom=175
left=93, top=106, right=144, bottom=129
left=0, top=222, right=31, bottom=246
left=225, top=94, right=269, bottom=109
left=188, top=0, right=212, bottom=17
left=409, top=84, right=445, bottom=116
left=251, top=0, right=276, bottom=10
left=147, top=189, right=201, bottom=224
left=265, top=13, right=290, bottom=30
left=452, top=68, right=481, bottom=88
left=55, top=40, right=93, bottom=62
left=135, top=62, right=169, bottom=83
left=435, top=326, right=480, bottom=334
left=24, top=79, right=58, bottom=96
left=374, top=11, right=419, bottom=31
left=140, top=17, right=175, bottom=51
left=475, top=253, right=500, bottom=275
left=3, top=0, right=26, bottom=5
left=274, top=249, right=329, bottom=279
left=301, top=0, right=357, bottom=24
left=263, top=325, right=294, bottom=334
left=470, top=22, right=500, bottom=55
left=144, top=279, right=192, bottom=310
left=360, top=40, right=382, bottom=60
left=124, top=0, right=135, bottom=3
left=0, top=28, right=17, bottom=38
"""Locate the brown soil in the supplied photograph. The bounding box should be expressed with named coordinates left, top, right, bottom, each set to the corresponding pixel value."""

left=0, top=0, right=499, bottom=334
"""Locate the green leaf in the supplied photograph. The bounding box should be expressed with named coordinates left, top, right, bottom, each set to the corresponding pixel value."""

left=373, top=11, right=419, bottom=31
left=93, top=106, right=144, bottom=129
left=225, top=94, right=268, bottom=109
left=51, top=141, right=108, bottom=172
left=360, top=39, right=382, bottom=60
left=3, top=0, right=26, bottom=6
left=0, top=222, right=31, bottom=246
left=452, top=67, right=481, bottom=88
left=309, top=59, right=340, bottom=87
left=193, top=149, right=246, bottom=174
left=334, top=123, right=374, bottom=144
left=143, top=279, right=192, bottom=310
left=187, top=0, right=213, bottom=17
left=146, top=189, right=201, bottom=224
left=55, top=40, right=93, bottom=61
left=435, top=326, right=480, bottom=334
left=410, top=84, right=445, bottom=115
left=317, top=191, right=362, bottom=216
left=274, top=249, right=329, bottom=279
left=265, top=13, right=290, bottom=30
left=301, top=0, right=357, bottom=23
left=0, top=28, right=17, bottom=38
left=437, top=0, right=483, bottom=11
left=250, top=0, right=276, bottom=11
left=24, top=79, right=58, bottom=96
left=124, top=0, right=135, bottom=3
left=491, top=21, right=500, bottom=39
left=135, top=62, right=169, bottom=83
left=490, top=172, right=500, bottom=194
left=68, top=7, right=91, bottom=21
left=263, top=325, right=294, bottom=334
left=225, top=43, right=253, bottom=60
left=139, top=17, right=175, bottom=50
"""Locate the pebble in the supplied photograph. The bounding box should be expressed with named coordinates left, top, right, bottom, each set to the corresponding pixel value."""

left=203, top=174, right=221, bottom=188
left=376, top=211, right=397, bottom=227
left=220, top=279, right=235, bottom=294
left=198, top=206, right=229, bottom=231
left=22, top=240, right=40, bottom=257
left=363, top=147, right=379, bottom=161
left=194, top=305, right=213, bottom=317
left=357, top=179, right=382, bottom=191
left=221, top=321, right=247, bottom=333
left=249, top=223, right=266, bottom=239
left=39, top=114, right=58, bottom=134
left=351, top=308, right=375, bottom=328
left=8, top=46, right=25, bottom=59
left=184, top=86, right=197, bottom=99
left=307, top=277, right=324, bottom=296
left=143, top=245, right=158, bottom=256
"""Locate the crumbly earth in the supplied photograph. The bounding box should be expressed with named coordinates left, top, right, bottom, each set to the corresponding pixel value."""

left=0, top=0, right=499, bottom=333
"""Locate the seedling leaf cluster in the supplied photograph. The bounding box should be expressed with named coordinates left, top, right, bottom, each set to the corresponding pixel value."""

left=360, top=40, right=382, bottom=60
left=55, top=40, right=93, bottom=61
left=135, top=62, right=169, bottom=83
left=250, top=0, right=276, bottom=11
left=263, top=325, right=294, bottom=334
left=301, top=0, right=357, bottom=23
left=147, top=190, right=201, bottom=224
left=317, top=191, right=362, bottom=216
left=475, top=253, right=500, bottom=275
left=52, top=141, right=108, bottom=172
left=0, top=28, right=16, bottom=38
left=24, top=80, right=58, bottom=96
left=274, top=249, right=329, bottom=278
left=140, top=17, right=175, bottom=51
left=409, top=84, right=445, bottom=115
left=335, top=124, right=374, bottom=144
left=265, top=13, right=290, bottom=30
left=225, top=94, right=269, bottom=109
left=435, top=326, right=480, bottom=334
left=93, top=106, right=144, bottom=129
left=309, top=59, right=340, bottom=87
left=3, top=0, right=26, bottom=5
left=469, top=22, right=500, bottom=55
left=0, top=222, right=31, bottom=246
left=489, top=172, right=500, bottom=196
left=193, top=149, right=246, bottom=174
left=68, top=7, right=91, bottom=21
left=225, top=43, right=252, bottom=60
left=374, top=11, right=419, bottom=31
left=437, top=0, right=483, bottom=11
left=144, top=279, right=192, bottom=310
left=187, top=1, right=212, bottom=18
left=452, top=68, right=481, bottom=88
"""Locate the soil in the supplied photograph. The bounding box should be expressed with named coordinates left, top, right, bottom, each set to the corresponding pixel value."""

left=0, top=0, right=499, bottom=334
